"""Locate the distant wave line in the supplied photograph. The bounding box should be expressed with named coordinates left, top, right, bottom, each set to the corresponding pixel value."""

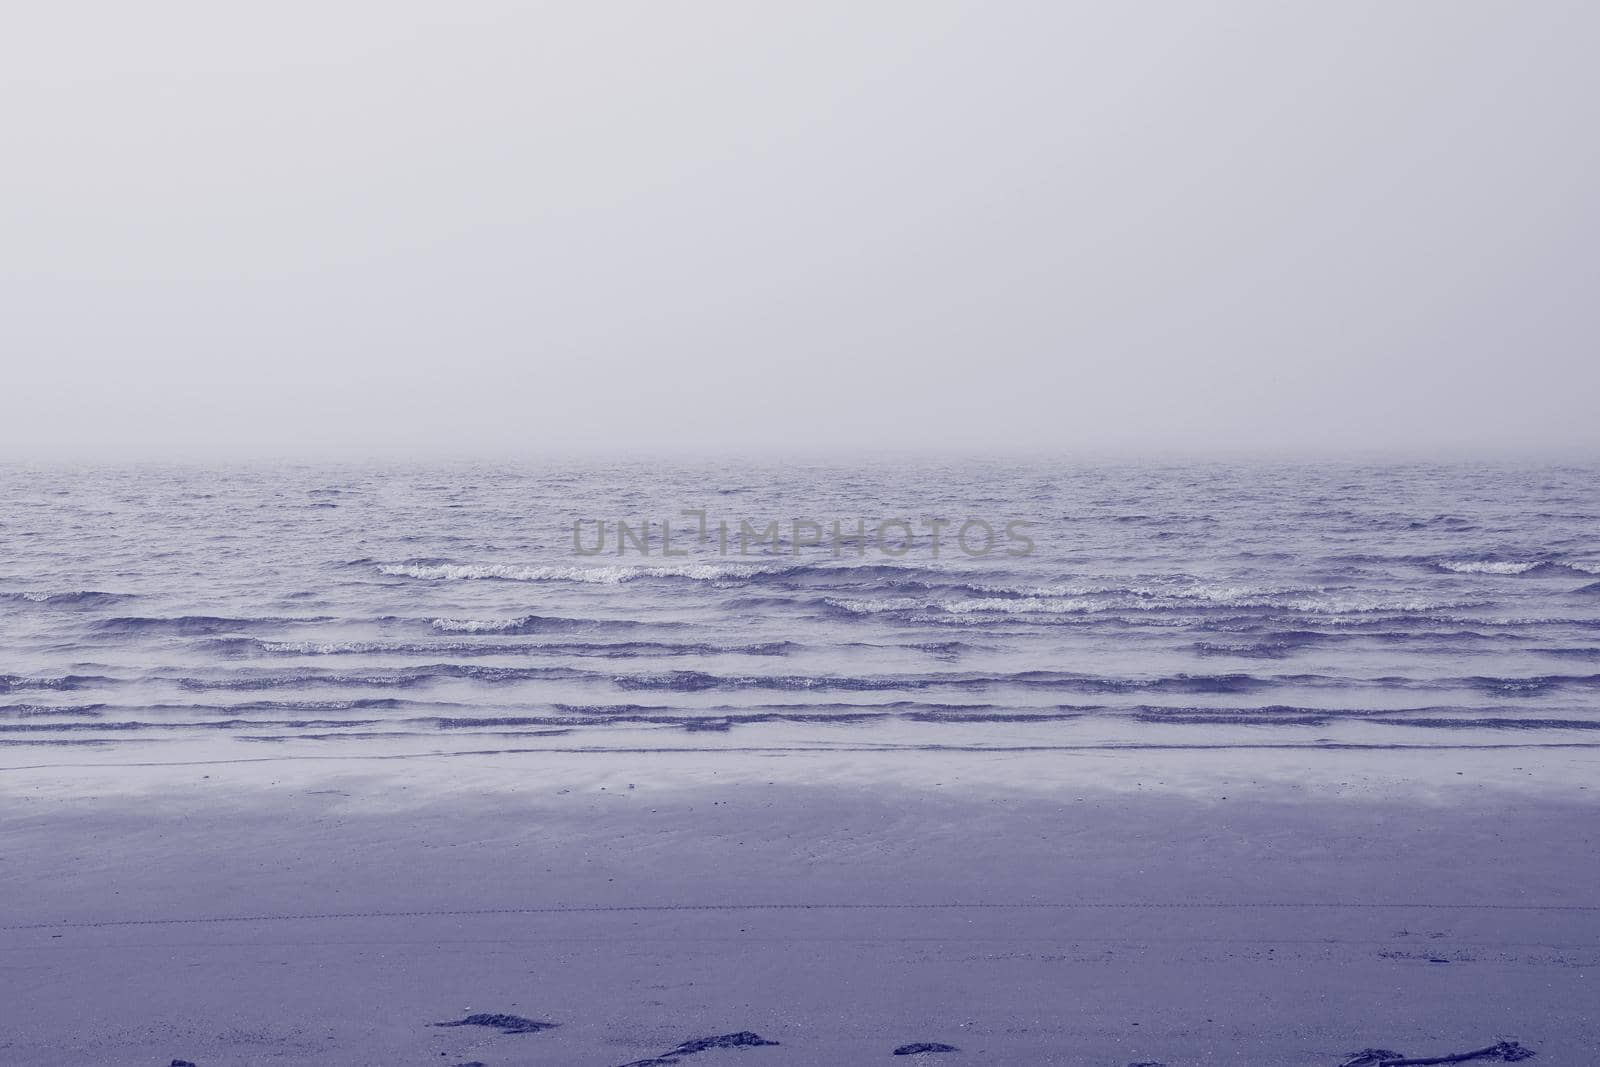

left=9, top=898, right=1600, bottom=933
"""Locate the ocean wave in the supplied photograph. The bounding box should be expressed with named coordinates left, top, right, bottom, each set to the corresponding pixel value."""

left=201, top=638, right=395, bottom=656
left=823, top=597, right=930, bottom=615
left=824, top=595, right=1122, bottom=617
left=0, top=717, right=387, bottom=734
left=228, top=698, right=412, bottom=711
left=381, top=558, right=1002, bottom=588
left=204, top=636, right=797, bottom=659
left=0, top=703, right=108, bottom=718
left=610, top=669, right=1293, bottom=695
left=824, top=590, right=1469, bottom=620
left=1130, top=710, right=1335, bottom=727
left=599, top=670, right=1600, bottom=696
left=0, top=590, right=136, bottom=608
left=941, top=596, right=1111, bottom=615
left=0, top=674, right=113, bottom=693
left=1436, top=560, right=1547, bottom=575
left=1459, top=673, right=1600, bottom=696
left=428, top=614, right=658, bottom=635
left=1371, top=716, right=1600, bottom=731
left=92, top=615, right=331, bottom=636
left=382, top=561, right=795, bottom=583
left=946, top=585, right=1326, bottom=612
left=431, top=615, right=567, bottom=634
left=1267, top=594, right=1470, bottom=615
left=817, top=577, right=1309, bottom=606
left=175, top=664, right=594, bottom=691
left=1192, top=632, right=1329, bottom=659
left=1433, top=614, right=1600, bottom=629
left=428, top=707, right=1085, bottom=731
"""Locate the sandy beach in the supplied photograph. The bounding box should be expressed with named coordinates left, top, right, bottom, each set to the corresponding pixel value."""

left=7, top=0, right=1600, bottom=1058
left=4, top=739, right=1595, bottom=1066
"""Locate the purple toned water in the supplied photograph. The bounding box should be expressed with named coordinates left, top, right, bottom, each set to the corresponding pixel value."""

left=5, top=461, right=1600, bottom=754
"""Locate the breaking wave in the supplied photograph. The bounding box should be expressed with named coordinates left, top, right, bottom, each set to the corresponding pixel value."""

left=429, top=614, right=658, bottom=634
left=1436, top=560, right=1547, bottom=575
left=381, top=561, right=796, bottom=583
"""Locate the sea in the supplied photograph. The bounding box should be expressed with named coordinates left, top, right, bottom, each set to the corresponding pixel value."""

left=5, top=461, right=1600, bottom=761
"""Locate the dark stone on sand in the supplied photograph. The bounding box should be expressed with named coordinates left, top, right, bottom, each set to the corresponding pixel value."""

left=616, top=1031, right=781, bottom=1066
left=667, top=1032, right=780, bottom=1055
left=171, top=1061, right=197, bottom=1067
left=433, top=1012, right=558, bottom=1035
left=894, top=1043, right=960, bottom=1055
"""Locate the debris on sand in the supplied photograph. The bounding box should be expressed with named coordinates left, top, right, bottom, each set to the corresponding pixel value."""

left=667, top=1032, right=780, bottom=1055
left=433, top=1012, right=558, bottom=1035
left=1341, top=1042, right=1536, bottom=1066
left=616, top=1030, right=780, bottom=1066
left=894, top=1043, right=960, bottom=1055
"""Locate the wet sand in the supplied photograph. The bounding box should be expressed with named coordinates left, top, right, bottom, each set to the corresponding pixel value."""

left=2, top=743, right=1597, bottom=1065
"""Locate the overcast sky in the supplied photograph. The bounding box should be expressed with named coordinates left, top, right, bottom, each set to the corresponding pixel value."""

left=3, top=2, right=1597, bottom=460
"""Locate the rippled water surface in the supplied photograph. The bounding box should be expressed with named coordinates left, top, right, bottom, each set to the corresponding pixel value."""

left=5, top=462, right=1600, bottom=757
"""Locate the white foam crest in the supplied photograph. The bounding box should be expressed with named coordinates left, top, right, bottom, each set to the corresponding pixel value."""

left=381, top=562, right=785, bottom=584
left=259, top=640, right=377, bottom=654
left=13, top=590, right=110, bottom=602
left=824, top=597, right=930, bottom=614
left=966, top=582, right=1105, bottom=598
left=973, top=580, right=1316, bottom=606
left=1272, top=594, right=1463, bottom=614
left=1162, top=583, right=1286, bottom=604
left=1437, top=560, right=1543, bottom=574
left=940, top=596, right=1109, bottom=614
left=431, top=617, right=523, bottom=633
left=830, top=595, right=1114, bottom=615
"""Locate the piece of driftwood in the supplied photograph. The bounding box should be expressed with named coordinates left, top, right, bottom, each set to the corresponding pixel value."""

left=1375, top=1042, right=1536, bottom=1066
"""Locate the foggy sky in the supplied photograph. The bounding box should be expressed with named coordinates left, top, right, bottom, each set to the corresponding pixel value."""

left=4, top=2, right=1597, bottom=460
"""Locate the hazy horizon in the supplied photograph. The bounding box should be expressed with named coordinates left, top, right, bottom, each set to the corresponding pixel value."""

left=5, top=1, right=1597, bottom=461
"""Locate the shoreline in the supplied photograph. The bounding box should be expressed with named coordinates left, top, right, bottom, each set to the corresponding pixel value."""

left=4, top=744, right=1597, bottom=1065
